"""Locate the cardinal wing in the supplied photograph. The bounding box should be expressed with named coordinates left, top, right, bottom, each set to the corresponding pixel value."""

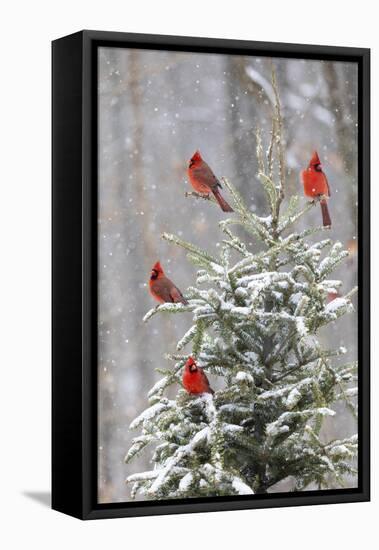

left=197, top=162, right=221, bottom=190
left=170, top=285, right=188, bottom=305
left=152, top=279, right=173, bottom=303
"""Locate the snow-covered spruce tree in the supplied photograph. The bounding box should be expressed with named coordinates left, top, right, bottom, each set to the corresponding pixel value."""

left=125, top=70, right=358, bottom=499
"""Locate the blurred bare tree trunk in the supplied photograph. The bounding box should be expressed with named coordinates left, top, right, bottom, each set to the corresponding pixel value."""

left=225, top=57, right=267, bottom=248
left=323, top=62, right=357, bottom=235
left=321, top=62, right=358, bottom=447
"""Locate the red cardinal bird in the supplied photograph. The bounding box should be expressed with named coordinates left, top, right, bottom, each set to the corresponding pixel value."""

left=301, top=151, right=332, bottom=227
left=188, top=150, right=234, bottom=212
left=182, top=357, right=214, bottom=395
left=327, top=291, right=341, bottom=303
left=149, top=261, right=188, bottom=305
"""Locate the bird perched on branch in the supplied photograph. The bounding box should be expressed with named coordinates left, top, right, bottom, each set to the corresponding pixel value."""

left=301, top=151, right=332, bottom=227
left=149, top=261, right=188, bottom=304
left=182, top=357, right=214, bottom=395
left=187, top=150, right=234, bottom=212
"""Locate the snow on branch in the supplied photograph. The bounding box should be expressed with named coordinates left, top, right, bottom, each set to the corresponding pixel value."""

left=184, top=190, right=218, bottom=205
left=143, top=302, right=194, bottom=323
left=162, top=232, right=222, bottom=265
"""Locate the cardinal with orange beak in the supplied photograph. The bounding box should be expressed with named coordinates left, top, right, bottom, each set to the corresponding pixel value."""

left=188, top=150, right=233, bottom=212
left=149, top=261, right=188, bottom=305
left=301, top=151, right=332, bottom=227
left=182, top=357, right=214, bottom=395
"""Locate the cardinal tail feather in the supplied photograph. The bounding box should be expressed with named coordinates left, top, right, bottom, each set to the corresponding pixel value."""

left=320, top=199, right=331, bottom=227
left=212, top=189, right=234, bottom=212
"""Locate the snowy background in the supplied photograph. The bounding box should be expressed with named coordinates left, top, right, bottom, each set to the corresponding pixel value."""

left=98, top=47, right=358, bottom=503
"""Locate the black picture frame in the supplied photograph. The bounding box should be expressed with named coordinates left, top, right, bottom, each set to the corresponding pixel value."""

left=52, top=30, right=370, bottom=520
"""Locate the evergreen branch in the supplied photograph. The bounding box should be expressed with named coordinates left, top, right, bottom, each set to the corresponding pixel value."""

left=228, top=232, right=306, bottom=277
left=271, top=63, right=286, bottom=198
left=176, top=325, right=198, bottom=350
left=279, top=200, right=317, bottom=234
left=317, top=242, right=349, bottom=281
left=219, top=222, right=250, bottom=256
left=255, top=127, right=266, bottom=175
left=143, top=302, right=193, bottom=323
left=192, top=320, right=206, bottom=355
left=185, top=191, right=218, bottom=205
left=298, top=225, right=332, bottom=239
left=266, top=328, right=297, bottom=367
left=162, top=232, right=221, bottom=265
left=222, top=239, right=249, bottom=257
left=313, top=287, right=357, bottom=330
left=272, top=360, right=309, bottom=383
left=125, top=435, right=154, bottom=464
left=270, top=341, right=349, bottom=382
left=258, top=172, right=278, bottom=217
left=220, top=177, right=274, bottom=243
left=219, top=212, right=274, bottom=246
left=164, top=352, right=189, bottom=361
left=344, top=286, right=358, bottom=301
left=220, top=177, right=251, bottom=219
left=335, top=360, right=358, bottom=379
left=267, top=117, right=275, bottom=180
left=148, top=363, right=184, bottom=399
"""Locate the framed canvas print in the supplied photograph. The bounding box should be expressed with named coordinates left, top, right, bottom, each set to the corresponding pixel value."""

left=52, top=30, right=370, bottom=519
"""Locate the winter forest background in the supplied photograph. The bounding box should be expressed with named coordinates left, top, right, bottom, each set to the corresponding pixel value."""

left=98, top=47, right=358, bottom=503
